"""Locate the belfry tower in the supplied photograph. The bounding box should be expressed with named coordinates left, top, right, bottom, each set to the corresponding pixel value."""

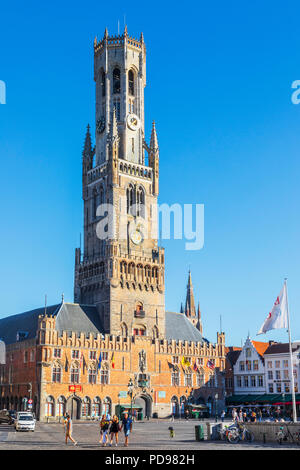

left=184, top=270, right=203, bottom=334
left=74, top=28, right=165, bottom=338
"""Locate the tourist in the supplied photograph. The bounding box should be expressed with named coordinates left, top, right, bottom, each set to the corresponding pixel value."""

left=100, top=414, right=111, bottom=446
left=64, top=413, right=77, bottom=446
left=121, top=412, right=132, bottom=447
left=221, top=410, right=225, bottom=422
left=109, top=415, right=120, bottom=447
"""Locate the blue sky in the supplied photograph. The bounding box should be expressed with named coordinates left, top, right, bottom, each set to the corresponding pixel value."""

left=1, top=0, right=300, bottom=346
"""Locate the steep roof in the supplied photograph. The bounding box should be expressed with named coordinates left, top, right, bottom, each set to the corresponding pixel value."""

left=55, top=303, right=104, bottom=336
left=225, top=346, right=242, bottom=366
left=264, top=342, right=300, bottom=355
left=0, top=304, right=60, bottom=344
left=251, top=340, right=269, bottom=358
left=0, top=303, right=104, bottom=345
left=0, top=305, right=204, bottom=346
left=165, top=311, right=204, bottom=343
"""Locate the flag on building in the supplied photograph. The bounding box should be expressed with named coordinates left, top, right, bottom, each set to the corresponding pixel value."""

left=64, top=355, right=69, bottom=372
left=111, top=352, right=115, bottom=369
left=257, top=283, right=288, bottom=335
left=207, top=360, right=215, bottom=370
left=98, top=352, right=102, bottom=371
left=193, top=361, right=198, bottom=372
left=181, top=356, right=191, bottom=367
left=167, top=361, right=175, bottom=370
left=80, top=353, right=84, bottom=369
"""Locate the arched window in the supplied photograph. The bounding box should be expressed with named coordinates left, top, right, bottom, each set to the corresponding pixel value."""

left=126, top=184, right=134, bottom=214
left=92, top=397, right=101, bottom=418
left=103, top=397, right=111, bottom=417
left=57, top=396, right=66, bottom=417
left=136, top=186, right=145, bottom=218
left=82, top=396, right=91, bottom=418
left=45, top=396, right=55, bottom=417
left=152, top=326, right=159, bottom=339
left=121, top=322, right=128, bottom=337
left=113, top=68, right=121, bottom=94
left=128, top=70, right=134, bottom=96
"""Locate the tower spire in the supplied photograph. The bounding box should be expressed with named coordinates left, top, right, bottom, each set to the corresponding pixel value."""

left=185, top=270, right=196, bottom=318
left=150, top=120, right=159, bottom=154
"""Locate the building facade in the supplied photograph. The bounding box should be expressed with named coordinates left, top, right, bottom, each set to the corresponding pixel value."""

left=233, top=337, right=269, bottom=395
left=0, top=28, right=226, bottom=421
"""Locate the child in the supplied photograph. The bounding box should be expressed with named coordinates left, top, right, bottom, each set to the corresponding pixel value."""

left=168, top=426, right=175, bottom=438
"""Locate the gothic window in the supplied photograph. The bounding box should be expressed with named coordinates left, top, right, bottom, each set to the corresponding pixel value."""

left=128, top=70, right=134, bottom=96
left=82, top=397, right=91, bottom=417
left=101, top=71, right=106, bottom=97
left=70, top=367, right=79, bottom=384
left=126, top=184, right=134, bottom=214
left=121, top=323, right=128, bottom=337
left=52, top=366, right=61, bottom=383
left=88, top=368, right=97, bottom=384
left=152, top=326, right=159, bottom=339
left=113, top=68, right=121, bottom=94
left=171, top=372, right=180, bottom=386
left=100, top=370, right=109, bottom=385
left=136, top=186, right=145, bottom=218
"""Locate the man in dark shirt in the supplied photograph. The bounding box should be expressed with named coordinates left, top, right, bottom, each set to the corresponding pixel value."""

left=121, top=412, right=132, bottom=447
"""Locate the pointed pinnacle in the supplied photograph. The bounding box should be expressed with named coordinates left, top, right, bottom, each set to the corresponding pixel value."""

left=140, top=32, right=144, bottom=42
left=104, top=27, right=108, bottom=38
left=150, top=120, right=159, bottom=151
left=124, top=24, right=128, bottom=36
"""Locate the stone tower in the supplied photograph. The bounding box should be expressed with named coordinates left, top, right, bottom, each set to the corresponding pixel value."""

left=184, top=270, right=203, bottom=334
left=74, top=28, right=165, bottom=338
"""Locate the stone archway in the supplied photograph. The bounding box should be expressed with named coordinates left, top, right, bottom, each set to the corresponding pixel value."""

left=133, top=394, right=152, bottom=419
left=66, top=395, right=81, bottom=420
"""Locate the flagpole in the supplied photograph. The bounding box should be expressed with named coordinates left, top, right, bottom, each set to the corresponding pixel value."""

left=285, top=279, right=297, bottom=422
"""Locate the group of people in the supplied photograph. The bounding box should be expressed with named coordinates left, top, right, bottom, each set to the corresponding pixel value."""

left=231, top=407, right=260, bottom=423
left=63, top=412, right=133, bottom=447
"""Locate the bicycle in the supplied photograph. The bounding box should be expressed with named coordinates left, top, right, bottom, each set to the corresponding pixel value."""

left=227, top=423, right=255, bottom=443
left=276, top=425, right=300, bottom=445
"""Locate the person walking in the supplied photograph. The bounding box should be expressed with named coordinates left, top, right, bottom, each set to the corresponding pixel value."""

left=257, top=409, right=262, bottom=422
left=64, top=413, right=77, bottom=446
left=232, top=408, right=238, bottom=423
left=121, top=412, right=132, bottom=447
left=221, top=410, right=225, bottom=423
left=109, top=415, right=120, bottom=447
left=99, top=414, right=111, bottom=446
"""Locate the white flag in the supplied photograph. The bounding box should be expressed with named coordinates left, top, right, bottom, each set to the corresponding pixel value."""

left=257, top=283, right=288, bottom=335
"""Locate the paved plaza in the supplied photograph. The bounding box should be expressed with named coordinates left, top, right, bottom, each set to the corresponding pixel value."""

left=0, top=420, right=298, bottom=450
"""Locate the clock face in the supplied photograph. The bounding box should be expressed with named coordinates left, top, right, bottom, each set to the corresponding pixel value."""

left=130, top=229, right=143, bottom=245
left=96, top=117, right=105, bottom=134
left=127, top=113, right=140, bottom=131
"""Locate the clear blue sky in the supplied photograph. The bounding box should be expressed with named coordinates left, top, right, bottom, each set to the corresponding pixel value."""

left=1, top=0, right=300, bottom=346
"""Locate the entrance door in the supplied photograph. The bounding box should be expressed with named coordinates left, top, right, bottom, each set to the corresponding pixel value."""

left=67, top=397, right=81, bottom=420
left=134, top=395, right=152, bottom=419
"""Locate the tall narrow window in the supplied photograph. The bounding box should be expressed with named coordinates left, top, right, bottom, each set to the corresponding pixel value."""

left=128, top=70, right=134, bottom=96
left=113, top=68, right=121, bottom=94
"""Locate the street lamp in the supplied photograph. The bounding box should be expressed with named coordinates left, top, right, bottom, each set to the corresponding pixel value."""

left=282, top=393, right=285, bottom=418
left=215, top=393, right=219, bottom=422
left=127, top=378, right=134, bottom=418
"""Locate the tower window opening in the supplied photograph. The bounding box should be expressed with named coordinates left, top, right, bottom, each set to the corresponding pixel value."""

left=113, top=68, right=121, bottom=94
left=128, top=70, right=134, bottom=96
